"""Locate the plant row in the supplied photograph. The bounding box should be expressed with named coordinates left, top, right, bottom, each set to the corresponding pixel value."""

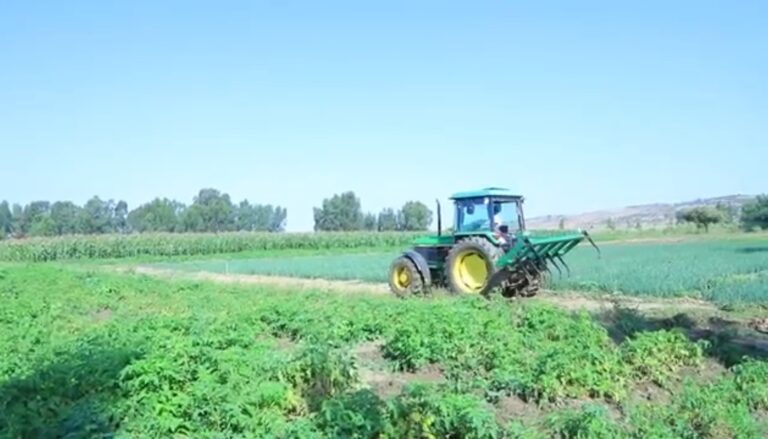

left=1, top=265, right=765, bottom=437
left=0, top=231, right=421, bottom=262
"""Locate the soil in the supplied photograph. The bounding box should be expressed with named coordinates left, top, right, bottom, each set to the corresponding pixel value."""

left=127, top=266, right=390, bottom=295
left=351, top=340, right=445, bottom=400
left=126, top=265, right=721, bottom=313
left=494, top=395, right=542, bottom=426
left=91, top=307, right=113, bottom=322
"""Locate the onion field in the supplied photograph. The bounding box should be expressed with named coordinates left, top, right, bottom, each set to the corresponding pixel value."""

left=153, top=237, right=768, bottom=304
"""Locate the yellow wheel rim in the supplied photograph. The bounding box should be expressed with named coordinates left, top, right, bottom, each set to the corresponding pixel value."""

left=391, top=265, right=411, bottom=290
left=452, top=250, right=489, bottom=293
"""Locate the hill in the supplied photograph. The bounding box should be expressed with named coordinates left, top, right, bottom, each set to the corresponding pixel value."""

left=527, top=194, right=755, bottom=230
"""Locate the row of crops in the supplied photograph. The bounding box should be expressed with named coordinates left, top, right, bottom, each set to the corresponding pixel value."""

left=155, top=238, right=768, bottom=304
left=2, top=265, right=766, bottom=437
left=0, top=231, right=422, bottom=262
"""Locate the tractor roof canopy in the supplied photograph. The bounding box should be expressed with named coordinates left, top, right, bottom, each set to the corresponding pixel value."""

left=449, top=187, right=522, bottom=201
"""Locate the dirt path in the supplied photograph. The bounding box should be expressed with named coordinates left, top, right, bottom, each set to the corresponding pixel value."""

left=127, top=265, right=719, bottom=313
left=122, top=265, right=768, bottom=346
left=127, top=266, right=391, bottom=294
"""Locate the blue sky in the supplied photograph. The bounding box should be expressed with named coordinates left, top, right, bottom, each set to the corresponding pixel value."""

left=2, top=1, right=766, bottom=231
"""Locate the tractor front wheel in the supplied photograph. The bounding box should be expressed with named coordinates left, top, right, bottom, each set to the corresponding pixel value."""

left=388, top=256, right=424, bottom=297
left=445, top=237, right=501, bottom=295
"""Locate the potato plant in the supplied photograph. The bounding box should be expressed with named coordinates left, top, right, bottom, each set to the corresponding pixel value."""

left=0, top=265, right=765, bottom=437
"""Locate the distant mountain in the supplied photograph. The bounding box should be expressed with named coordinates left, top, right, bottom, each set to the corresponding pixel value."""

left=527, top=194, right=756, bottom=230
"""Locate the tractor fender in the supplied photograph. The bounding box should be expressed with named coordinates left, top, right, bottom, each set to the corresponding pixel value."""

left=403, top=250, right=432, bottom=287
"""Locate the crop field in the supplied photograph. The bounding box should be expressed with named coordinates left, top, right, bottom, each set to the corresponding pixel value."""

left=0, top=231, right=423, bottom=262
left=154, top=237, right=768, bottom=305
left=1, top=264, right=767, bottom=438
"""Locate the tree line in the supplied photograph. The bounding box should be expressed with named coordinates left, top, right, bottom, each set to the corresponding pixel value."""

left=0, top=188, right=287, bottom=238
left=312, top=191, right=433, bottom=232
left=676, top=196, right=768, bottom=232
left=0, top=188, right=436, bottom=239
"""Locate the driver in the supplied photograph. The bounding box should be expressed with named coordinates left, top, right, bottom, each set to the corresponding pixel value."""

left=492, top=202, right=503, bottom=230
left=492, top=202, right=508, bottom=244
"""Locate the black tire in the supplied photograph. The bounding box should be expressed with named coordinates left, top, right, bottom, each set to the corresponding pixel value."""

left=388, top=256, right=424, bottom=297
left=445, top=236, right=502, bottom=295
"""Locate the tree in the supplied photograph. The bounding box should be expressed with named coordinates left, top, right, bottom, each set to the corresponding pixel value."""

left=128, top=198, right=185, bottom=232
left=363, top=213, right=377, bottom=231
left=17, top=201, right=51, bottom=235
left=234, top=200, right=257, bottom=231
left=79, top=196, right=114, bottom=234
left=113, top=200, right=129, bottom=233
left=313, top=191, right=363, bottom=231
left=398, top=201, right=433, bottom=231
left=235, top=201, right=287, bottom=232
left=183, top=188, right=235, bottom=232
left=268, top=206, right=287, bottom=232
left=377, top=208, right=398, bottom=231
left=50, top=201, right=83, bottom=235
left=0, top=201, right=11, bottom=239
left=29, top=216, right=57, bottom=236
left=676, top=206, right=726, bottom=232
left=741, top=195, right=768, bottom=231
left=11, top=204, right=22, bottom=237
left=715, top=202, right=736, bottom=223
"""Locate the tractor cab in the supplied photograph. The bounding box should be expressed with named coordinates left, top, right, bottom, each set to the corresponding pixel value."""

left=450, top=187, right=525, bottom=245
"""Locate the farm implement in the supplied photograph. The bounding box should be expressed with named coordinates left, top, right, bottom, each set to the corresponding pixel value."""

left=388, top=187, right=600, bottom=297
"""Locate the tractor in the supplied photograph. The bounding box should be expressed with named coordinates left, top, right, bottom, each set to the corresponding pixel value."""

left=388, top=187, right=600, bottom=297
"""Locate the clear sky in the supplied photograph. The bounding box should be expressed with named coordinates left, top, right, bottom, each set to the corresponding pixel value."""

left=2, top=1, right=766, bottom=231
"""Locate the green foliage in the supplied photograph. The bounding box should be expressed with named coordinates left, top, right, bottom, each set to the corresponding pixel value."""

left=1, top=265, right=765, bottom=438
left=0, top=201, right=11, bottom=238
left=377, top=207, right=399, bottom=231
left=621, top=330, right=706, bottom=385
left=741, top=194, right=768, bottom=231
left=127, top=197, right=185, bottom=232
left=313, top=191, right=364, bottom=231
left=2, top=188, right=287, bottom=238
left=676, top=206, right=726, bottom=232
left=399, top=200, right=433, bottom=231
left=546, top=404, right=624, bottom=439
left=628, top=375, right=765, bottom=438
left=363, top=212, right=378, bottom=231
left=384, top=384, right=501, bottom=439
left=0, top=231, right=421, bottom=262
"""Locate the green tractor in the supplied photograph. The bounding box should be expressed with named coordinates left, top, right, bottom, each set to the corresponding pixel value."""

left=388, top=187, right=600, bottom=297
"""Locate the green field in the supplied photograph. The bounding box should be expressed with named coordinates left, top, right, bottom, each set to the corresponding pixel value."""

left=154, top=237, right=768, bottom=304
left=2, top=264, right=766, bottom=437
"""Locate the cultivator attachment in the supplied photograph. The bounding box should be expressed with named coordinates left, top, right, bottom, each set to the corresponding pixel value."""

left=486, top=231, right=600, bottom=296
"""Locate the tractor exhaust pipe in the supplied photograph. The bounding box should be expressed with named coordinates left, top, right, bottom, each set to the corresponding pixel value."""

left=436, top=199, right=442, bottom=236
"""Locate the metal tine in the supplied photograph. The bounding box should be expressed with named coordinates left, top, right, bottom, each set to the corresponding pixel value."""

left=548, top=256, right=563, bottom=278
left=556, top=255, right=571, bottom=276
left=582, top=230, right=601, bottom=258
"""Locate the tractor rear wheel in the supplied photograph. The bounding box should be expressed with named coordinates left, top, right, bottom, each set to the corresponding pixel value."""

left=388, top=256, right=424, bottom=297
left=445, top=237, right=502, bottom=295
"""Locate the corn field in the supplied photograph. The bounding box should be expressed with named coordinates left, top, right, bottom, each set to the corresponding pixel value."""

left=0, top=232, right=422, bottom=262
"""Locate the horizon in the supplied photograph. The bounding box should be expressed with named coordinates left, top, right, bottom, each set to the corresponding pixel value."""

left=3, top=1, right=766, bottom=232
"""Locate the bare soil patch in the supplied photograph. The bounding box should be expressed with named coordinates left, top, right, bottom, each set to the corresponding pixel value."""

left=352, top=340, right=445, bottom=400
left=91, top=307, right=113, bottom=322
left=533, top=291, right=718, bottom=313
left=494, top=395, right=543, bottom=426
left=127, top=265, right=389, bottom=294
